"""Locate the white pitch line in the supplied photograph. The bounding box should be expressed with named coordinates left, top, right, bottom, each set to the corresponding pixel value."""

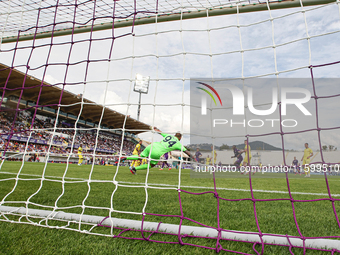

left=119, top=181, right=340, bottom=197
left=0, top=171, right=86, bottom=181
left=1, top=171, right=340, bottom=197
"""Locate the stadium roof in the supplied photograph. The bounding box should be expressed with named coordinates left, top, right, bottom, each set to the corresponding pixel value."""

left=0, top=63, right=151, bottom=134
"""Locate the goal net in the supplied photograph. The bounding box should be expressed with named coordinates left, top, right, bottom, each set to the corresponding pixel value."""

left=1, top=0, right=340, bottom=253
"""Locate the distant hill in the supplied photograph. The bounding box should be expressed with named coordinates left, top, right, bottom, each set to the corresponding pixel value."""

left=234, top=141, right=281, bottom=151
left=186, top=143, right=220, bottom=151
left=187, top=141, right=281, bottom=151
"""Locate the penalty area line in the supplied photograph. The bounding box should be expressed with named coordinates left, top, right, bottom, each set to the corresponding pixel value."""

left=119, top=181, right=340, bottom=197
left=1, top=171, right=339, bottom=197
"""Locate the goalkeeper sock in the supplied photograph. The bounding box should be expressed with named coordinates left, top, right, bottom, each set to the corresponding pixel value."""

left=126, top=156, right=139, bottom=161
left=135, top=164, right=151, bottom=171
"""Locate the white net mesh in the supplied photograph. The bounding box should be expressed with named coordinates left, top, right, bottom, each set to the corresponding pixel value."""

left=1, top=0, right=340, bottom=253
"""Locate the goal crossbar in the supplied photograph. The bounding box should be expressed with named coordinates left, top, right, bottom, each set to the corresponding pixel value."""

left=1, top=0, right=336, bottom=44
left=1, top=205, right=339, bottom=250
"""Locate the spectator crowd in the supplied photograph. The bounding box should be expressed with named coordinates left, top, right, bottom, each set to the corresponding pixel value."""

left=0, top=111, right=136, bottom=162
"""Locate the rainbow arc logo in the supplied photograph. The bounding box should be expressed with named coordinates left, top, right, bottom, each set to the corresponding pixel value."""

left=196, top=82, right=223, bottom=115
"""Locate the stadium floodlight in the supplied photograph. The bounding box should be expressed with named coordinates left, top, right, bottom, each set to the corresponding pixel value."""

left=134, top=74, right=150, bottom=121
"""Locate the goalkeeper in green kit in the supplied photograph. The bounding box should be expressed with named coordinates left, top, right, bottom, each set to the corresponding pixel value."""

left=117, top=127, right=192, bottom=175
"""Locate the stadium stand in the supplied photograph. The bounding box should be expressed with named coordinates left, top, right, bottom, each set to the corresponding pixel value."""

left=0, top=63, right=150, bottom=163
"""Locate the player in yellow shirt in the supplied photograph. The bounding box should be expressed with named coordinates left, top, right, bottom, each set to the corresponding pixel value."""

left=301, top=143, right=313, bottom=177
left=241, top=140, right=252, bottom=165
left=78, top=145, right=83, bottom=166
left=206, top=155, right=211, bottom=165
left=131, top=140, right=143, bottom=168
left=211, top=145, right=217, bottom=166
left=241, top=140, right=252, bottom=174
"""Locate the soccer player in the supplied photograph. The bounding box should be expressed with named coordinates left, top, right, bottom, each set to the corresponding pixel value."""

left=159, top=152, right=171, bottom=171
left=292, top=156, right=301, bottom=175
left=259, top=162, right=263, bottom=173
left=141, top=158, right=148, bottom=165
left=117, top=127, right=191, bottom=175
left=172, top=155, right=179, bottom=169
left=78, top=145, right=83, bottom=166
left=206, top=155, right=211, bottom=165
left=231, top=145, right=243, bottom=171
left=131, top=140, right=143, bottom=168
left=301, top=143, right=313, bottom=177
left=241, top=140, right=252, bottom=165
left=195, top=148, right=202, bottom=163
left=211, top=145, right=217, bottom=166
left=240, top=140, right=252, bottom=174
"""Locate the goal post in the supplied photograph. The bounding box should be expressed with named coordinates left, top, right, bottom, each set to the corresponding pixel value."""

left=0, top=0, right=337, bottom=44
left=1, top=0, right=340, bottom=253
left=1, top=205, right=340, bottom=250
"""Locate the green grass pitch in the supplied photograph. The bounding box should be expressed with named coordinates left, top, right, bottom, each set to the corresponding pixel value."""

left=0, top=161, right=340, bottom=254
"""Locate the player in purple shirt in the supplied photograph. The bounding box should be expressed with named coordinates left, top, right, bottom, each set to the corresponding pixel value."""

left=292, top=156, right=301, bottom=175
left=195, top=148, right=202, bottom=162
left=159, top=152, right=171, bottom=171
left=231, top=145, right=243, bottom=170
